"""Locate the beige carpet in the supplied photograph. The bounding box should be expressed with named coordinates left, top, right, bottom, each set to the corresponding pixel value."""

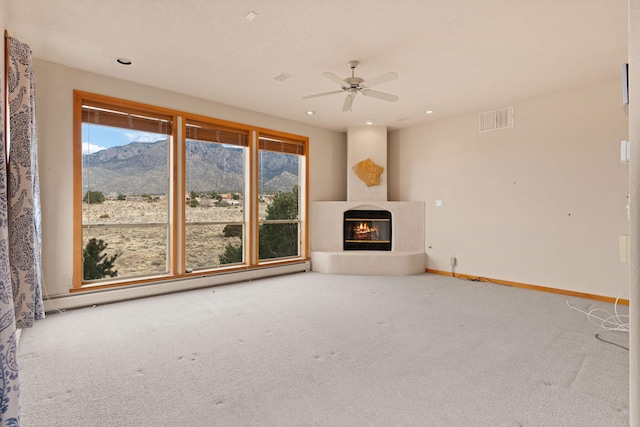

left=17, top=272, right=629, bottom=426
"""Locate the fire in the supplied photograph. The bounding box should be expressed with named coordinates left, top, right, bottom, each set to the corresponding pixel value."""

left=353, top=222, right=379, bottom=240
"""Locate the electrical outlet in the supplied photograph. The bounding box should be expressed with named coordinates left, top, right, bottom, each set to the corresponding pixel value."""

left=450, top=256, right=457, bottom=267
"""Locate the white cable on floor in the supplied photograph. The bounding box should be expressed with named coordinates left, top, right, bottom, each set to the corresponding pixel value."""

left=566, top=298, right=629, bottom=332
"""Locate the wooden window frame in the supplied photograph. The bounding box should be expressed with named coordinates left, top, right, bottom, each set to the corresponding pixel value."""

left=256, top=130, right=309, bottom=263
left=73, top=91, right=309, bottom=292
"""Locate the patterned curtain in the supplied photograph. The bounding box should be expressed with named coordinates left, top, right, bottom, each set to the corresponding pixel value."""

left=0, top=35, right=45, bottom=427
left=7, top=37, right=44, bottom=329
left=0, top=50, right=19, bottom=427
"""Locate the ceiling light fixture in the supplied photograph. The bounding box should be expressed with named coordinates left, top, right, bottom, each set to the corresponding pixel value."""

left=115, top=57, right=132, bottom=65
left=306, top=111, right=314, bottom=115
left=245, top=11, right=258, bottom=21
left=366, top=120, right=373, bottom=125
left=425, top=110, right=434, bottom=114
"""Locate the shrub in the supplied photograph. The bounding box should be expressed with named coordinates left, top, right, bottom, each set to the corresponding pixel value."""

left=83, top=238, right=118, bottom=280
left=219, top=243, right=243, bottom=264
left=223, top=224, right=242, bottom=238
left=83, top=190, right=105, bottom=204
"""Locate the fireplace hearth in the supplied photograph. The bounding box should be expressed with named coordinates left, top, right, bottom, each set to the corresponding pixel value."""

left=343, top=210, right=392, bottom=251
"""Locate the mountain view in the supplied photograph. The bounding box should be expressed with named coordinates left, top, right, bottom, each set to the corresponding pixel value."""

left=82, top=139, right=300, bottom=195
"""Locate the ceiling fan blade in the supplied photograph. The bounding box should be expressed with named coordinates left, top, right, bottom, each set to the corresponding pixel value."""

left=361, top=89, right=399, bottom=102
left=342, top=93, right=355, bottom=111
left=362, top=72, right=398, bottom=88
left=323, top=72, right=350, bottom=87
left=302, top=90, right=343, bottom=99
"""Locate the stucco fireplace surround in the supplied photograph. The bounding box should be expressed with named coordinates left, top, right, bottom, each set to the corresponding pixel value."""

left=310, top=126, right=426, bottom=275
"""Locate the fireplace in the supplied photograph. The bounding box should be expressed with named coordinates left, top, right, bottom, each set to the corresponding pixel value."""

left=343, top=210, right=392, bottom=251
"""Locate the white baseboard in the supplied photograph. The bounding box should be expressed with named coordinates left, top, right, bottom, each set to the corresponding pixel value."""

left=43, top=262, right=310, bottom=312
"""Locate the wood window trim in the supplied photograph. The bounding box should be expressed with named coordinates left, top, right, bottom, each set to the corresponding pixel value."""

left=73, top=90, right=309, bottom=292
left=256, top=129, right=310, bottom=262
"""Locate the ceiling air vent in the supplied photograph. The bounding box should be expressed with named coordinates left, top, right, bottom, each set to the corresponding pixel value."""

left=479, top=106, right=514, bottom=132
left=273, top=72, right=293, bottom=82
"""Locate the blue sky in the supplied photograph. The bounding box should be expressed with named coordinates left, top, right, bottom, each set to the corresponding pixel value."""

left=82, top=124, right=166, bottom=154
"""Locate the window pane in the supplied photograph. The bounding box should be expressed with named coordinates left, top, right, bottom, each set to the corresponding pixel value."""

left=259, top=222, right=299, bottom=260
left=83, top=226, right=168, bottom=280
left=185, top=134, right=246, bottom=269
left=185, top=224, right=243, bottom=269
left=258, top=149, right=301, bottom=260
left=81, top=122, right=171, bottom=281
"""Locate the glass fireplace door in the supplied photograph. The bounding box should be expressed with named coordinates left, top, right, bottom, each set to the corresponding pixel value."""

left=343, top=210, right=392, bottom=251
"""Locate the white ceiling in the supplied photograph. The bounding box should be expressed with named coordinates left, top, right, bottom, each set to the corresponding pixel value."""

left=5, top=0, right=629, bottom=132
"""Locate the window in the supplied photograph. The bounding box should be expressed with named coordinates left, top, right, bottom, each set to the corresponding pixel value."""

left=258, top=133, right=306, bottom=261
left=184, top=119, right=249, bottom=270
left=77, top=97, right=174, bottom=283
left=74, top=92, right=308, bottom=290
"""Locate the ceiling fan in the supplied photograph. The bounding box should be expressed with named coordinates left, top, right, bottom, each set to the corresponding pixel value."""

left=303, top=61, right=399, bottom=112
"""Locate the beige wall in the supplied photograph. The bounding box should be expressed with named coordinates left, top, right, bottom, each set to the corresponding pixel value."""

left=34, top=59, right=346, bottom=298
left=628, top=1, right=639, bottom=424
left=35, top=59, right=630, bottom=300
left=389, top=79, right=629, bottom=299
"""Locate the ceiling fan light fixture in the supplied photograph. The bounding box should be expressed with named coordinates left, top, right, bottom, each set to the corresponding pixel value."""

left=303, top=61, right=399, bottom=112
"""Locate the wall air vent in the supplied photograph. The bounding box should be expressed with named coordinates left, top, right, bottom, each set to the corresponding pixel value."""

left=479, top=106, right=514, bottom=132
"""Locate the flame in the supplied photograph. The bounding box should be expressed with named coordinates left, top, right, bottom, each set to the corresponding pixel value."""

left=352, top=222, right=379, bottom=240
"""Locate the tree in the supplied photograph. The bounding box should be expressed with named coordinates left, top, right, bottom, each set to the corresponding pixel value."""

left=83, top=238, right=118, bottom=280
left=83, top=190, right=105, bottom=204
left=259, top=185, right=299, bottom=260
left=207, top=191, right=219, bottom=200
left=117, top=194, right=126, bottom=201
left=219, top=243, right=243, bottom=264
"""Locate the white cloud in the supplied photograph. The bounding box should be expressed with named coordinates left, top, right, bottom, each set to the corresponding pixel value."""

left=124, top=132, right=159, bottom=143
left=82, top=142, right=106, bottom=154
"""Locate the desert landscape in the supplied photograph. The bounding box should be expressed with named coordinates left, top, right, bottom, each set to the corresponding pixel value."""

left=82, top=199, right=273, bottom=279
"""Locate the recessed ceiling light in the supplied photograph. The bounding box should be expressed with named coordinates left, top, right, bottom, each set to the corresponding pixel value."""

left=115, top=57, right=132, bottom=65
left=425, top=110, right=434, bottom=114
left=245, top=11, right=258, bottom=21
left=365, top=120, right=373, bottom=125
left=306, top=111, right=314, bottom=115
